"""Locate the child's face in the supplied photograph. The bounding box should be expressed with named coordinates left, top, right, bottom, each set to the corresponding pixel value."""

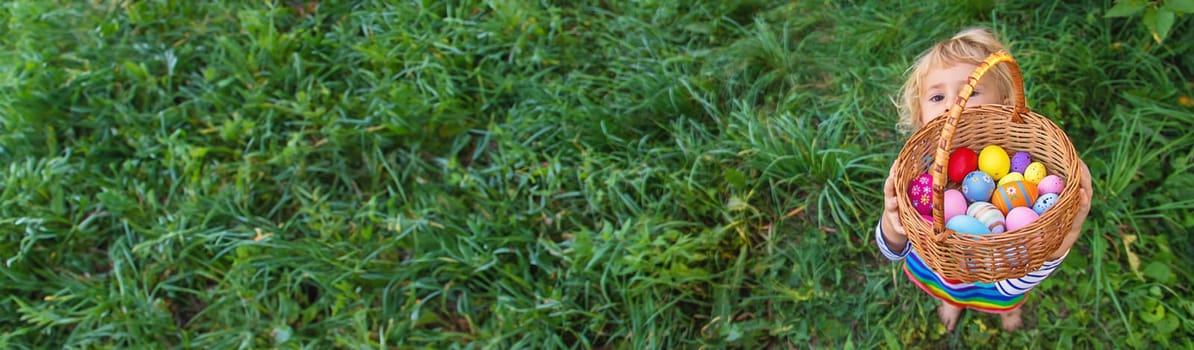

left=919, top=64, right=1005, bottom=126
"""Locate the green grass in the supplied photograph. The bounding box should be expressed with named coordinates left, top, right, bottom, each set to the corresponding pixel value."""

left=2, top=0, right=1193, bottom=348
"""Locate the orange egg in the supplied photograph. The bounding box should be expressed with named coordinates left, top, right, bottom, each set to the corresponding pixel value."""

left=992, top=180, right=1039, bottom=215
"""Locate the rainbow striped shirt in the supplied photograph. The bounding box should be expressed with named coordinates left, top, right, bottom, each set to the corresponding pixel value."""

left=875, top=221, right=1067, bottom=313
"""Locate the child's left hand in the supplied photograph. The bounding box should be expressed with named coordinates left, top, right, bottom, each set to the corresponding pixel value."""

left=1049, top=160, right=1092, bottom=260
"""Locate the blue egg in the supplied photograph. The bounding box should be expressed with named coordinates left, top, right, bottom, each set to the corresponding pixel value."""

left=961, top=170, right=996, bottom=202
left=1033, top=193, right=1060, bottom=215
left=946, top=214, right=992, bottom=235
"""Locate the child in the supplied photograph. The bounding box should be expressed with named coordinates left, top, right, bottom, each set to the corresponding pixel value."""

left=877, top=27, right=1093, bottom=332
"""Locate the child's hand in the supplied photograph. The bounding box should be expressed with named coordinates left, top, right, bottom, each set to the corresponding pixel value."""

left=1050, top=160, right=1092, bottom=260
left=881, top=163, right=909, bottom=253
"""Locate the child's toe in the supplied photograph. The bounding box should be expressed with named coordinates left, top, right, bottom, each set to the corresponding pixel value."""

left=937, top=303, right=963, bottom=332
left=1000, top=310, right=1023, bottom=331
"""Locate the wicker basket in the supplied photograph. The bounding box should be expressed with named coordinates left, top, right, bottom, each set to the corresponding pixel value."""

left=894, top=52, right=1082, bottom=283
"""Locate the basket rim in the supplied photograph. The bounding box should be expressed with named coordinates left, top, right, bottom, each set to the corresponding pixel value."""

left=898, top=107, right=1082, bottom=237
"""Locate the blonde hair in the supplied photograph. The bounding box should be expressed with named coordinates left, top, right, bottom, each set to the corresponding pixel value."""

left=896, top=27, right=1015, bottom=134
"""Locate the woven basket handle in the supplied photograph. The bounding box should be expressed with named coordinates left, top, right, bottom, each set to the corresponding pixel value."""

left=929, top=51, right=1029, bottom=242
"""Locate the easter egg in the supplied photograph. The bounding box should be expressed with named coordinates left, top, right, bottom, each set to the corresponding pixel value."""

left=1005, top=207, right=1040, bottom=232
left=1010, top=152, right=1032, bottom=173
left=961, top=170, right=996, bottom=202
left=992, top=180, right=1040, bottom=215
left=944, top=189, right=967, bottom=222
left=947, top=148, right=979, bottom=183
left=946, top=215, right=991, bottom=235
left=978, top=145, right=1010, bottom=180
left=959, top=169, right=998, bottom=201
left=908, top=173, right=934, bottom=215
left=1023, top=162, right=1047, bottom=184
left=921, top=214, right=933, bottom=222
left=1037, top=175, right=1064, bottom=194
left=1033, top=193, right=1060, bottom=215
left=966, top=201, right=1006, bottom=234
left=997, top=172, right=1025, bottom=186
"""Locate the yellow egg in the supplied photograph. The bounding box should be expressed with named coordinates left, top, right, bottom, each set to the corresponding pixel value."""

left=1024, top=162, right=1047, bottom=184
left=978, top=145, right=1010, bottom=181
left=998, top=172, right=1025, bottom=186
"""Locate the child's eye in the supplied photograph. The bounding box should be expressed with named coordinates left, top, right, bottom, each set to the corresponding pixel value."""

left=928, top=94, right=944, bottom=103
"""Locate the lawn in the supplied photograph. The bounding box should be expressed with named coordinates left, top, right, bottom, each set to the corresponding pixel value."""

left=2, top=0, right=1192, bottom=348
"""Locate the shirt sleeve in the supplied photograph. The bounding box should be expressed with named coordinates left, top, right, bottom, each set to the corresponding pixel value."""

left=994, top=250, right=1069, bottom=296
left=875, top=219, right=910, bottom=261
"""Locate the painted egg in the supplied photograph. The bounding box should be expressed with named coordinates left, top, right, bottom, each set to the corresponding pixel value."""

left=921, top=214, right=933, bottom=222
left=948, top=148, right=979, bottom=183
left=961, top=170, right=996, bottom=202
left=946, top=215, right=991, bottom=235
left=997, top=172, right=1025, bottom=186
left=1010, top=152, right=1032, bottom=173
left=908, top=173, right=934, bottom=215
left=992, top=180, right=1040, bottom=215
left=1024, top=162, right=1047, bottom=184
left=944, top=189, right=967, bottom=222
left=978, top=145, right=1010, bottom=180
left=1005, top=207, right=1040, bottom=232
left=1037, top=175, right=1064, bottom=194
left=1033, top=193, right=1060, bottom=215
left=966, top=201, right=1006, bottom=234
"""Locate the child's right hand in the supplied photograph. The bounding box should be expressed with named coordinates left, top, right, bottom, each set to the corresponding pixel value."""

left=881, top=163, right=909, bottom=251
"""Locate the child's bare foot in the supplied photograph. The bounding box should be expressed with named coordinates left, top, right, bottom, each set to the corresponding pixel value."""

left=937, top=302, right=962, bottom=331
left=1000, top=308, right=1023, bottom=331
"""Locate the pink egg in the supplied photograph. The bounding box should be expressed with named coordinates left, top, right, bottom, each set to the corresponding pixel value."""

left=1037, top=175, right=1064, bottom=194
left=921, top=214, right=933, bottom=222
left=1005, top=207, right=1040, bottom=232
left=908, top=173, right=934, bottom=215
left=944, top=189, right=966, bottom=222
